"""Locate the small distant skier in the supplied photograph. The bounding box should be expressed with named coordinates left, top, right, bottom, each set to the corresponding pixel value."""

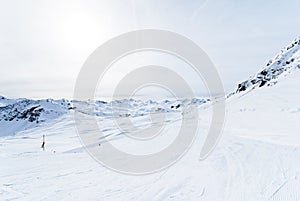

left=41, top=135, right=45, bottom=151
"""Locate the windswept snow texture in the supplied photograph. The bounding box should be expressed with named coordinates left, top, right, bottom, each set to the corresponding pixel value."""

left=1, top=38, right=300, bottom=200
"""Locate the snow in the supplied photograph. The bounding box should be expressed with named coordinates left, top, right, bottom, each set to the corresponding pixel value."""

left=1, top=38, right=300, bottom=200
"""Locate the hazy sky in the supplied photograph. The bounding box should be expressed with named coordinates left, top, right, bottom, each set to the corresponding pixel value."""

left=0, top=0, right=300, bottom=99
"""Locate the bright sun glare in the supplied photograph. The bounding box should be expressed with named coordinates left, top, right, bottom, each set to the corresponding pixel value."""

left=60, top=10, right=105, bottom=51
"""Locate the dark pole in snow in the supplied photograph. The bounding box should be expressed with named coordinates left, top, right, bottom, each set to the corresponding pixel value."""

left=41, top=135, right=45, bottom=151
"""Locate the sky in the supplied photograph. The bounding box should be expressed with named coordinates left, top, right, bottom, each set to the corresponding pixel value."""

left=0, top=0, right=300, bottom=100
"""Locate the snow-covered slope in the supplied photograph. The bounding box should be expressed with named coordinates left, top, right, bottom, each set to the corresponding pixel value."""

left=222, top=68, right=300, bottom=200
left=1, top=38, right=300, bottom=201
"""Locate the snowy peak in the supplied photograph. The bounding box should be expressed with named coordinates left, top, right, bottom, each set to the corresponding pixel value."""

left=233, top=37, right=300, bottom=95
left=0, top=98, right=72, bottom=136
left=0, top=98, right=71, bottom=123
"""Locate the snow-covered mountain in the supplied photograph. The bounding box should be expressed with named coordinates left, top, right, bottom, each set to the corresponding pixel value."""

left=231, top=37, right=300, bottom=96
left=0, top=97, right=72, bottom=136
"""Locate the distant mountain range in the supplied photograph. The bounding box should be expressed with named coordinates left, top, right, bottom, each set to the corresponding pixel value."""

left=1, top=37, right=300, bottom=136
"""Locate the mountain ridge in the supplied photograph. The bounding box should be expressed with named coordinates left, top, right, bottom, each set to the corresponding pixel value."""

left=230, top=37, right=300, bottom=97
